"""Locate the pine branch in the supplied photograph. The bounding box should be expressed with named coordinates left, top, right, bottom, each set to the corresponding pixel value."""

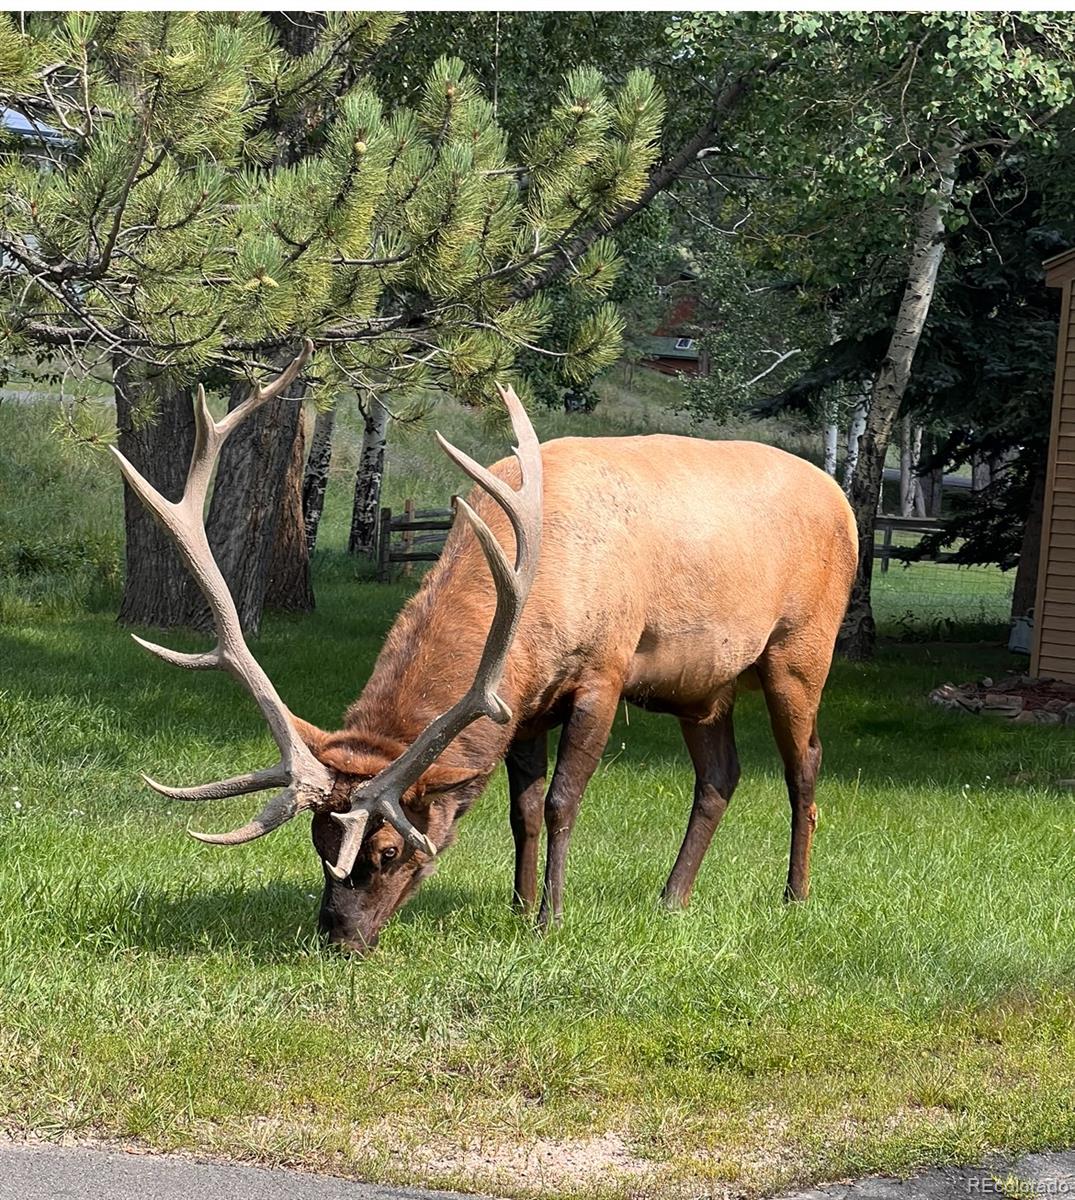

left=512, top=54, right=790, bottom=302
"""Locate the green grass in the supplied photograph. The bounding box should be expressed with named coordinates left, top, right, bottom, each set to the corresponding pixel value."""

left=0, top=371, right=1059, bottom=1198
left=0, top=401, right=121, bottom=623
left=872, top=561, right=1015, bottom=639
left=2, top=580, right=1073, bottom=1197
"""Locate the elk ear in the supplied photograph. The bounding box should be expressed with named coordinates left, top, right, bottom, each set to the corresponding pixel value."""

left=290, top=715, right=330, bottom=757
left=418, top=762, right=482, bottom=797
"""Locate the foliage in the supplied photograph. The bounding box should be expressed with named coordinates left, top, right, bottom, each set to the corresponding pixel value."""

left=733, top=13, right=1075, bottom=290
left=373, top=13, right=671, bottom=150
left=0, top=13, right=664, bottom=407
left=668, top=13, right=1075, bottom=405
left=907, top=163, right=1072, bottom=570
left=675, top=240, right=827, bottom=423
left=371, top=12, right=730, bottom=410
left=756, top=156, right=1074, bottom=573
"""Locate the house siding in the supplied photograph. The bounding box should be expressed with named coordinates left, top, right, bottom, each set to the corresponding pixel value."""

left=1032, top=251, right=1075, bottom=683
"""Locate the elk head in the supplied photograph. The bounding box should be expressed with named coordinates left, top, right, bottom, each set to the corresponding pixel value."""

left=112, top=343, right=542, bottom=952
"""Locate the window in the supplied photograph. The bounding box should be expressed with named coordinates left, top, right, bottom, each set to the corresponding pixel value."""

left=674, top=337, right=695, bottom=350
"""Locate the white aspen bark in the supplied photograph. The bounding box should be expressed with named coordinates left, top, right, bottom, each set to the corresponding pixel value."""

left=912, top=425, right=927, bottom=517
left=840, top=135, right=961, bottom=660
left=843, top=386, right=869, bottom=492
left=899, top=413, right=914, bottom=517
left=821, top=315, right=841, bottom=478
left=823, top=402, right=839, bottom=477
left=302, top=405, right=337, bottom=553
left=348, top=396, right=390, bottom=558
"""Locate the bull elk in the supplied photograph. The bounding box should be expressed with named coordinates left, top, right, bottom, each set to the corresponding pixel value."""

left=113, top=343, right=857, bottom=952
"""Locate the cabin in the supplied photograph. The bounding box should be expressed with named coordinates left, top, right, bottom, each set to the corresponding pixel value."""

left=638, top=271, right=709, bottom=376
left=1032, top=249, right=1075, bottom=684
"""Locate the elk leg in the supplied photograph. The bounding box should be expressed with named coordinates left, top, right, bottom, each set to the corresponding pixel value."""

left=538, top=681, right=621, bottom=931
left=757, top=650, right=825, bottom=903
left=505, top=732, right=548, bottom=913
left=661, top=711, right=740, bottom=909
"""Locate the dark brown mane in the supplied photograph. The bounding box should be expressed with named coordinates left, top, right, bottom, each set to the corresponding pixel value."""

left=343, top=527, right=508, bottom=775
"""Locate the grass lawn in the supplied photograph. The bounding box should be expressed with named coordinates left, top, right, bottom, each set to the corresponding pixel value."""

left=1, top=383, right=1069, bottom=1198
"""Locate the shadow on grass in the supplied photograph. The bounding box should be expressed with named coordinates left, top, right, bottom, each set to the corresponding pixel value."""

left=116, top=875, right=490, bottom=960
left=115, top=880, right=318, bottom=959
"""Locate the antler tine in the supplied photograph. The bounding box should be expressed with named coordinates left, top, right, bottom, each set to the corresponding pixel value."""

left=130, top=634, right=219, bottom=671
left=186, top=788, right=302, bottom=846
left=326, top=807, right=372, bottom=881
left=327, top=384, right=542, bottom=873
left=142, top=765, right=291, bottom=802
left=113, top=340, right=335, bottom=845
left=434, top=388, right=540, bottom=575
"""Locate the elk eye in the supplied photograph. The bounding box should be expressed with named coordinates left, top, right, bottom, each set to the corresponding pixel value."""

left=381, top=846, right=398, bottom=863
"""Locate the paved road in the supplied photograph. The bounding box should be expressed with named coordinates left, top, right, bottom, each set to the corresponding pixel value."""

left=4, top=1142, right=1075, bottom=1199
left=0, top=1143, right=492, bottom=1200
left=779, top=1149, right=1075, bottom=1199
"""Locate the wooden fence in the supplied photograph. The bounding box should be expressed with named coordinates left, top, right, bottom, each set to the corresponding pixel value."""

left=874, top=515, right=954, bottom=572
left=376, top=499, right=454, bottom=582
left=375, top=507, right=951, bottom=582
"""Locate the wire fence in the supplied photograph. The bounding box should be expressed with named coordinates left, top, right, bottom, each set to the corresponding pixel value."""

left=872, top=553, right=1014, bottom=639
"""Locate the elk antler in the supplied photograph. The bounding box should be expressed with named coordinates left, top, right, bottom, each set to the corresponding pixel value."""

left=111, top=341, right=336, bottom=844
left=324, top=383, right=543, bottom=880
left=116, top=357, right=542, bottom=871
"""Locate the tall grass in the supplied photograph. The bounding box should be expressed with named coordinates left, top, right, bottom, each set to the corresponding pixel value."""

left=0, top=402, right=122, bottom=622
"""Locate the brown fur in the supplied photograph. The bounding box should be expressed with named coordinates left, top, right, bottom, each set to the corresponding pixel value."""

left=310, top=435, right=857, bottom=950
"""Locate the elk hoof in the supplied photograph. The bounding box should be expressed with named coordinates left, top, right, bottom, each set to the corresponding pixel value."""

left=535, top=910, right=562, bottom=935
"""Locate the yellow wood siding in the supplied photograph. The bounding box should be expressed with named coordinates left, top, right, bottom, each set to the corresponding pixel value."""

left=1032, top=261, right=1075, bottom=683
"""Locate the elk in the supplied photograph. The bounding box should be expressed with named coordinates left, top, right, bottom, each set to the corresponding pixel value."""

left=113, top=344, right=857, bottom=953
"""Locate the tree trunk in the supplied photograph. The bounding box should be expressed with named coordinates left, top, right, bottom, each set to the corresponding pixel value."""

left=266, top=409, right=314, bottom=612
left=911, top=426, right=928, bottom=518
left=243, top=13, right=325, bottom=620
left=927, top=463, right=944, bottom=516
left=189, top=375, right=306, bottom=636
left=348, top=397, right=389, bottom=558
left=839, top=137, right=961, bottom=661
left=1011, top=464, right=1047, bottom=622
left=842, top=386, right=869, bottom=492
left=919, top=433, right=945, bottom=517
left=302, top=405, right=336, bottom=553
left=899, top=413, right=915, bottom=516
left=822, top=400, right=839, bottom=477
left=114, top=361, right=196, bottom=628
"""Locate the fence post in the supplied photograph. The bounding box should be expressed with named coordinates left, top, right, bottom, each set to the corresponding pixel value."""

left=881, top=522, right=893, bottom=573
left=401, top=497, right=415, bottom=578
left=377, top=506, right=392, bottom=582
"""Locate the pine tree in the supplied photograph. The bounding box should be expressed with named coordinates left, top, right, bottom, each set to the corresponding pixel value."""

left=0, top=13, right=664, bottom=631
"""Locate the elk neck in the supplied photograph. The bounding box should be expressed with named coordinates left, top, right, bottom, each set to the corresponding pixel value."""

left=341, top=538, right=520, bottom=779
